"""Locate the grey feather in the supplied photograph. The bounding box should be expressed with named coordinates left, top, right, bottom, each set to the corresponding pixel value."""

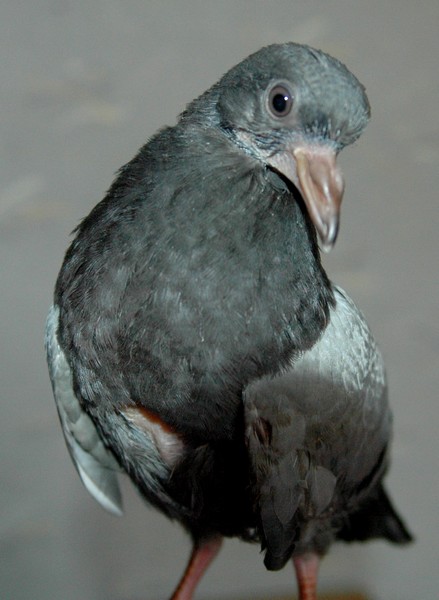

left=244, top=285, right=391, bottom=568
left=45, top=305, right=123, bottom=516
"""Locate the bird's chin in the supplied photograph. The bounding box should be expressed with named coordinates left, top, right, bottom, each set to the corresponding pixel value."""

left=267, top=145, right=344, bottom=252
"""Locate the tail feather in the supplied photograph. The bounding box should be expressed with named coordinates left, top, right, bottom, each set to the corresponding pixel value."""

left=338, top=484, right=413, bottom=545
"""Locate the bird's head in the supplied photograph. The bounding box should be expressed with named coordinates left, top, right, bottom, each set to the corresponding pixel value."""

left=212, top=43, right=371, bottom=251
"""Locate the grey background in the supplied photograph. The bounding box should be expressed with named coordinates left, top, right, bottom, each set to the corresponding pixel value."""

left=1, top=1, right=437, bottom=599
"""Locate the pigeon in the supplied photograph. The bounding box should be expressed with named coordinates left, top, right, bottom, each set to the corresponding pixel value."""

left=46, top=42, right=412, bottom=600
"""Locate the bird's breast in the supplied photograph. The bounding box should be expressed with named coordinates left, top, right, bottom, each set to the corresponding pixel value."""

left=57, top=161, right=332, bottom=440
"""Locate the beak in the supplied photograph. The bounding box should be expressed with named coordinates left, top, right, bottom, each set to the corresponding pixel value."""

left=267, top=145, right=345, bottom=252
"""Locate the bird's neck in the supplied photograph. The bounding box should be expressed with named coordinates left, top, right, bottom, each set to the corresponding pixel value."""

left=160, top=126, right=334, bottom=392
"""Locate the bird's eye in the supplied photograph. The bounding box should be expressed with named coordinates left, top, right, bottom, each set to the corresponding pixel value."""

left=267, top=84, right=293, bottom=117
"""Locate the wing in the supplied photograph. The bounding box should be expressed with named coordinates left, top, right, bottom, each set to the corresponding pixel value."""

left=244, top=285, right=392, bottom=567
left=45, top=305, right=123, bottom=516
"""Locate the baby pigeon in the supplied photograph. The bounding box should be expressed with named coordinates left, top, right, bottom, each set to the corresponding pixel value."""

left=46, top=43, right=411, bottom=600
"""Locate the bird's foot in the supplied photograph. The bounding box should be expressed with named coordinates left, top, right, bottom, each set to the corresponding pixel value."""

left=292, top=552, right=320, bottom=600
left=170, top=536, right=223, bottom=600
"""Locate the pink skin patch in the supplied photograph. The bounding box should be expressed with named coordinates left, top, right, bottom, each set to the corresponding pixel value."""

left=123, top=405, right=185, bottom=467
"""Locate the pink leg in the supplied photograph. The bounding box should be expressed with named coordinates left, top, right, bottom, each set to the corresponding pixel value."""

left=292, top=553, right=320, bottom=600
left=170, top=537, right=223, bottom=600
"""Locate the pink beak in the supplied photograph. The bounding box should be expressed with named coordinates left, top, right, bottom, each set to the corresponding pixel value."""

left=267, top=145, right=345, bottom=252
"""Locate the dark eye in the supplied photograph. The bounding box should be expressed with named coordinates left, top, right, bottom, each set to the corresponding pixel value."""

left=267, top=84, right=293, bottom=117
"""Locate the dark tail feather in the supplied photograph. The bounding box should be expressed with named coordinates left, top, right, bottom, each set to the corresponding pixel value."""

left=338, top=484, right=413, bottom=544
left=260, top=500, right=298, bottom=571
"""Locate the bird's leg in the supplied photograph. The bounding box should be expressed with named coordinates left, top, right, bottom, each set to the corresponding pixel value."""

left=292, top=553, right=320, bottom=600
left=170, top=536, right=223, bottom=600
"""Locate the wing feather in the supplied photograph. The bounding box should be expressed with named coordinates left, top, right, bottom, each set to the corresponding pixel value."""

left=245, top=285, right=395, bottom=566
left=45, top=305, right=123, bottom=516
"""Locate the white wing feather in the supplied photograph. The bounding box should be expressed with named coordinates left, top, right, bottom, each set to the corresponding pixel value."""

left=45, top=305, right=123, bottom=516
